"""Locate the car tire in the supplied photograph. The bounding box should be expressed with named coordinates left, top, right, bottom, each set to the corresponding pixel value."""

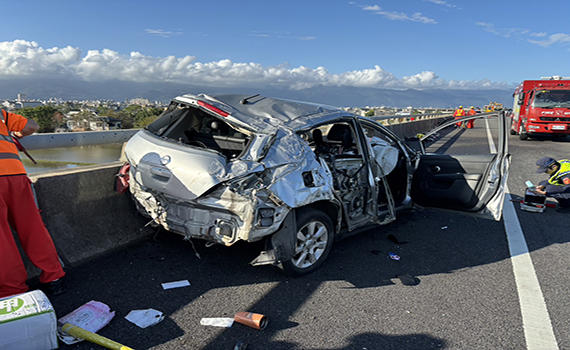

left=510, top=128, right=517, bottom=135
left=273, top=209, right=334, bottom=277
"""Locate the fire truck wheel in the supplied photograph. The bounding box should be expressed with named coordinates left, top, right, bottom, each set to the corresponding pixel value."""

left=519, top=125, right=528, bottom=140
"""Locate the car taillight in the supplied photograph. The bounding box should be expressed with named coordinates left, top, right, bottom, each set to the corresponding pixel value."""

left=198, top=100, right=229, bottom=117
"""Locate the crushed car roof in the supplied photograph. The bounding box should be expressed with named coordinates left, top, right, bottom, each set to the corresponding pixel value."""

left=173, top=93, right=348, bottom=131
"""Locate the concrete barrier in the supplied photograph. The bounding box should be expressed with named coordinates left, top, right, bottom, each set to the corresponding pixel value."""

left=22, top=163, right=153, bottom=279
left=385, top=117, right=451, bottom=139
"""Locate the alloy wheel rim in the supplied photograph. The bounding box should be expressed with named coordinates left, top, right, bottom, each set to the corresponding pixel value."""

left=292, top=221, right=328, bottom=268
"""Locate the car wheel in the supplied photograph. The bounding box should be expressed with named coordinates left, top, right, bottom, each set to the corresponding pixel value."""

left=510, top=128, right=517, bottom=135
left=519, top=125, right=528, bottom=140
left=277, top=209, right=334, bottom=276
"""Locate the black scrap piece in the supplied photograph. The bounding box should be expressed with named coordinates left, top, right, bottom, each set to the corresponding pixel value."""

left=387, top=234, right=409, bottom=244
left=234, top=341, right=248, bottom=350
left=397, top=274, right=420, bottom=286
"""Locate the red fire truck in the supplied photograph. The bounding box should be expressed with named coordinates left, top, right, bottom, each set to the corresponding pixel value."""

left=511, top=76, right=570, bottom=140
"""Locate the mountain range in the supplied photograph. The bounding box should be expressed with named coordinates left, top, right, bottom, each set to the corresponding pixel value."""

left=0, top=79, right=514, bottom=109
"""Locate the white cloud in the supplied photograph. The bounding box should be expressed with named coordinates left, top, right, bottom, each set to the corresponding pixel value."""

left=528, top=33, right=570, bottom=47
left=248, top=31, right=316, bottom=41
left=145, top=29, right=183, bottom=38
left=477, top=22, right=569, bottom=48
left=423, top=0, right=457, bottom=9
left=0, top=40, right=509, bottom=90
left=362, top=5, right=437, bottom=24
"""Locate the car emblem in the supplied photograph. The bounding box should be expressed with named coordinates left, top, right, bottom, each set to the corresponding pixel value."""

left=160, top=155, right=171, bottom=165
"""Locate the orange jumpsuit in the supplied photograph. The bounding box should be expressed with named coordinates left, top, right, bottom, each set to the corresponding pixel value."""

left=453, top=108, right=465, bottom=127
left=466, top=108, right=477, bottom=129
left=0, top=109, right=65, bottom=298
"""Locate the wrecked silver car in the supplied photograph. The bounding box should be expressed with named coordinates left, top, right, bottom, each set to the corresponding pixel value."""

left=121, top=93, right=510, bottom=276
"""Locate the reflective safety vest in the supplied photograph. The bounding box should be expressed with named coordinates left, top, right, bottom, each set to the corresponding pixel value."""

left=548, top=159, right=570, bottom=186
left=0, top=109, right=27, bottom=176
left=453, top=109, right=465, bottom=117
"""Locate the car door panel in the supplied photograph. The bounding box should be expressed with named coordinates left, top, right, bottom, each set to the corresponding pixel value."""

left=411, top=154, right=495, bottom=209
left=410, top=112, right=510, bottom=220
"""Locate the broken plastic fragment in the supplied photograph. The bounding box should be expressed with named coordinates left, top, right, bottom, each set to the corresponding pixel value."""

left=388, top=253, right=400, bottom=261
left=125, top=309, right=165, bottom=328
left=397, top=274, right=420, bottom=286
left=200, top=317, right=234, bottom=327
left=161, top=280, right=191, bottom=290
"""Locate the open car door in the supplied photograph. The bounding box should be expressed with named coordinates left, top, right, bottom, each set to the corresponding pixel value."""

left=410, top=112, right=510, bottom=221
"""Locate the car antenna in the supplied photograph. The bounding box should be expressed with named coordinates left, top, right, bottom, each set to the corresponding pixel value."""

left=240, top=94, right=260, bottom=105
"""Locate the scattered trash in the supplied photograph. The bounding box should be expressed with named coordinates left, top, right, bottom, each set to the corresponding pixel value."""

left=200, top=317, right=234, bottom=328
left=58, top=322, right=134, bottom=350
left=387, top=234, right=408, bottom=244
left=234, top=340, right=248, bottom=350
left=234, top=312, right=268, bottom=330
left=388, top=253, right=400, bottom=261
left=0, top=290, right=58, bottom=350
left=161, top=280, right=191, bottom=290
left=370, top=249, right=381, bottom=255
left=441, top=226, right=448, bottom=230
left=397, top=274, right=420, bottom=286
left=57, top=301, right=115, bottom=345
left=125, top=309, right=164, bottom=328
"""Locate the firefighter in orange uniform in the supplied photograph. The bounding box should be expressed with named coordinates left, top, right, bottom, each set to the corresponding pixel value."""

left=0, top=109, right=65, bottom=298
left=453, top=106, right=465, bottom=127
left=465, top=106, right=477, bottom=129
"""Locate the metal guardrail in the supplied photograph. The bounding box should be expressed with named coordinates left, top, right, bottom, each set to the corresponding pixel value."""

left=17, top=129, right=140, bottom=151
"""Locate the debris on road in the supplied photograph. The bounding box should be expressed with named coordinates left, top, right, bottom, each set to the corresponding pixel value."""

left=234, top=340, right=248, bottom=349
left=58, top=322, right=134, bottom=350
left=125, top=309, right=165, bottom=328
left=234, top=312, right=268, bottom=330
left=161, top=280, right=191, bottom=290
left=200, top=317, right=234, bottom=328
left=387, top=234, right=408, bottom=244
left=388, top=253, right=401, bottom=261
left=397, top=274, right=420, bottom=286
left=57, top=300, right=115, bottom=345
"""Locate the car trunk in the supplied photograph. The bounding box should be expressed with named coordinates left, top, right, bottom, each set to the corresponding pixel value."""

left=126, top=103, right=253, bottom=200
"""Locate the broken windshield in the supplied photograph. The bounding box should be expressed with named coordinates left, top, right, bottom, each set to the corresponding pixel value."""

left=533, top=90, right=570, bottom=108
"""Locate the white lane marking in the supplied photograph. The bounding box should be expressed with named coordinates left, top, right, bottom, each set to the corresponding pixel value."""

left=484, top=118, right=497, bottom=153
left=484, top=118, right=559, bottom=349
left=502, top=192, right=559, bottom=350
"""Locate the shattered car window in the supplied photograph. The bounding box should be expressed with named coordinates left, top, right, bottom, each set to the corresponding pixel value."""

left=146, top=103, right=249, bottom=159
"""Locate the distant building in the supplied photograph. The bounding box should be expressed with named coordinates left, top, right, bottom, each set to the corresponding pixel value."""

left=100, top=116, right=122, bottom=130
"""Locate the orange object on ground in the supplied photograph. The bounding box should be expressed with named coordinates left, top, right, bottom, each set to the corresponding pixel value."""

left=234, top=311, right=268, bottom=330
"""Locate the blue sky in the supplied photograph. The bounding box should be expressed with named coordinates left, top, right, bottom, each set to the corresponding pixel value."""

left=1, top=0, right=569, bottom=91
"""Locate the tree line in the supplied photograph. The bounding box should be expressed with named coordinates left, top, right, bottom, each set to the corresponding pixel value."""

left=15, top=105, right=163, bottom=133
